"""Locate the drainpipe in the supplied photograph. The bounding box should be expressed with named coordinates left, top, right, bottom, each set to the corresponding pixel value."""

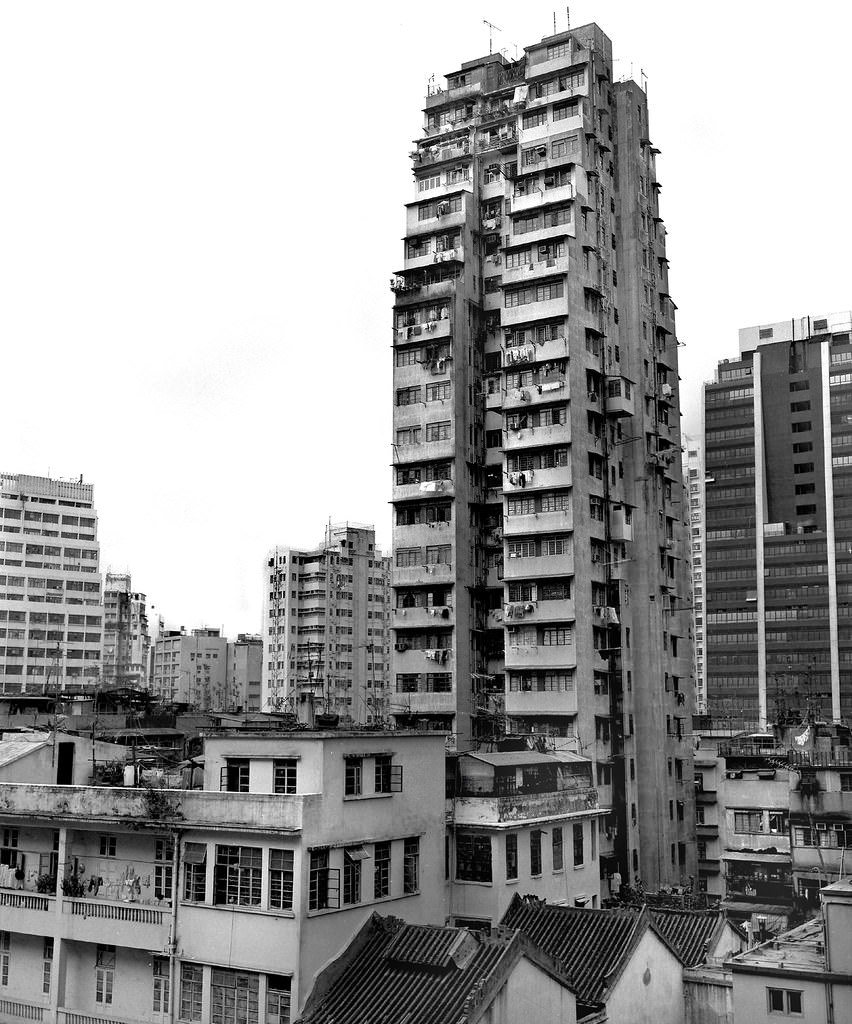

left=167, top=830, right=181, bottom=1023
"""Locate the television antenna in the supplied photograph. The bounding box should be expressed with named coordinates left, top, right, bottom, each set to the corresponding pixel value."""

left=483, top=19, right=501, bottom=55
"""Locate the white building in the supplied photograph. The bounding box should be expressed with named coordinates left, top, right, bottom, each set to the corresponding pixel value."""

left=447, top=748, right=606, bottom=928
left=262, top=524, right=391, bottom=726
left=0, top=725, right=447, bottom=1022
left=0, top=473, right=103, bottom=693
left=150, top=627, right=228, bottom=708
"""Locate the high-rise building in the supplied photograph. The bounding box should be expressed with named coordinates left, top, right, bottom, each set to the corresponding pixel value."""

left=102, top=572, right=150, bottom=689
left=682, top=439, right=706, bottom=713
left=703, top=311, right=852, bottom=729
left=227, top=632, right=263, bottom=711
left=0, top=473, right=103, bottom=693
left=150, top=627, right=228, bottom=708
left=262, top=524, right=391, bottom=726
left=391, top=23, right=695, bottom=887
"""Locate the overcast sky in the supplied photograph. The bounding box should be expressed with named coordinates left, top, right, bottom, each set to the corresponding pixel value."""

left=3, top=0, right=851, bottom=637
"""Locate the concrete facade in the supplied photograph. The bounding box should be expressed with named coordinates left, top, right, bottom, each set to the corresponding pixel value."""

left=0, top=473, right=104, bottom=694
left=262, top=524, right=391, bottom=727
left=150, top=627, right=228, bottom=708
left=390, top=22, right=695, bottom=890
left=0, top=727, right=447, bottom=1022
left=102, top=573, right=150, bottom=689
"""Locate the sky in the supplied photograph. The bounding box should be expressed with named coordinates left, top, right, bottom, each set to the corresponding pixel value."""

left=3, top=0, right=852, bottom=637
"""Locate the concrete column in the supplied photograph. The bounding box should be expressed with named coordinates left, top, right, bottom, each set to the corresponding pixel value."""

left=752, top=351, right=767, bottom=730
left=821, top=339, right=842, bottom=722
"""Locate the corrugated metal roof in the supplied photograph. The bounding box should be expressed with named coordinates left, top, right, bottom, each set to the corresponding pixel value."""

left=299, top=915, right=521, bottom=1024
left=648, top=908, right=724, bottom=966
left=0, top=732, right=50, bottom=769
left=501, top=896, right=642, bottom=1008
left=465, top=751, right=564, bottom=767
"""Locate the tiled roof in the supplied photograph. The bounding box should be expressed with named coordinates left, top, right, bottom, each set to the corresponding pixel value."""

left=501, top=895, right=643, bottom=1008
left=298, top=915, right=565, bottom=1024
left=648, top=908, right=724, bottom=966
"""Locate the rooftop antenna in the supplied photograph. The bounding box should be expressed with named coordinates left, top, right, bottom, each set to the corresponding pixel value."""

left=566, top=6, right=570, bottom=28
left=640, top=68, right=648, bottom=93
left=483, top=18, right=501, bottom=55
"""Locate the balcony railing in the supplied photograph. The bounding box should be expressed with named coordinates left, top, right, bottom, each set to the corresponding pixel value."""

left=0, top=998, right=44, bottom=1021
left=65, top=898, right=167, bottom=925
left=0, top=890, right=52, bottom=912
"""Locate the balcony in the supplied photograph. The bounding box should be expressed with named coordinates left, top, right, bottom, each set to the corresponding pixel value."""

left=501, top=296, right=571, bottom=329
left=510, top=183, right=576, bottom=216
left=0, top=783, right=305, bottom=831
left=503, top=466, right=572, bottom=494
left=504, top=552, right=573, bottom=580
left=504, top=644, right=577, bottom=671
left=395, top=691, right=456, bottom=716
left=505, top=686, right=578, bottom=717
left=453, top=786, right=598, bottom=826
left=502, top=254, right=570, bottom=285
left=504, top=509, right=573, bottom=538
left=393, top=647, right=452, bottom=672
left=424, top=81, right=483, bottom=108
left=394, top=317, right=451, bottom=345
left=393, top=479, right=454, bottom=502
left=393, top=521, right=453, bottom=550
left=393, top=605, right=454, bottom=628
left=503, top=422, right=571, bottom=450
left=412, top=140, right=472, bottom=166
left=393, top=562, right=454, bottom=586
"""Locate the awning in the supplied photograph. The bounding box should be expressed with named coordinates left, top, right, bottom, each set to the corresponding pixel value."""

left=344, top=846, right=371, bottom=862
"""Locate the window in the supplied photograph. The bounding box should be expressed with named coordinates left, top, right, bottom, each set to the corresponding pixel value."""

left=505, top=834, right=518, bottom=880
left=734, top=810, right=762, bottom=834
left=426, top=380, right=451, bottom=402
left=155, top=837, right=173, bottom=901
left=345, top=757, right=363, bottom=796
left=374, top=841, right=391, bottom=898
left=36, top=935, right=53, bottom=995
left=273, top=759, right=297, bottom=794
left=153, top=956, right=170, bottom=1014
left=552, top=827, right=564, bottom=870
left=309, top=848, right=340, bottom=910
left=0, top=931, right=8, bottom=987
left=99, top=834, right=117, bottom=857
left=269, top=849, right=294, bottom=910
left=375, top=754, right=403, bottom=793
left=343, top=847, right=364, bottom=905
left=573, top=823, right=584, bottom=866
left=404, top=837, right=420, bottom=893
left=221, top=759, right=250, bottom=793
left=211, top=969, right=259, bottom=1024
left=183, top=843, right=207, bottom=902
left=266, top=976, right=291, bottom=1024
left=530, top=830, right=542, bottom=875
left=767, top=988, right=803, bottom=1016
left=214, top=846, right=262, bottom=906
left=426, top=420, right=451, bottom=442
left=180, top=963, right=203, bottom=1022
left=95, top=945, right=115, bottom=1005
left=456, top=833, right=492, bottom=882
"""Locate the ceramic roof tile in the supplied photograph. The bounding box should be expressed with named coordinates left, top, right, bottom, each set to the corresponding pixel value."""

left=500, top=895, right=642, bottom=1008
left=648, top=908, right=724, bottom=966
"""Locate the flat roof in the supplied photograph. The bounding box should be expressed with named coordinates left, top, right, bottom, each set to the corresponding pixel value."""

left=731, top=917, right=825, bottom=973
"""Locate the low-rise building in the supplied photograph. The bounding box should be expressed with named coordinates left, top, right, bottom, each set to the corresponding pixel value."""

left=501, top=894, right=686, bottom=1023
left=729, top=880, right=852, bottom=1024
left=447, top=748, right=605, bottom=927
left=0, top=725, right=447, bottom=1022
left=297, top=914, right=579, bottom=1024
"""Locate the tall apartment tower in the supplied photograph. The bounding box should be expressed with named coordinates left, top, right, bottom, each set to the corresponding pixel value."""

left=391, top=23, right=695, bottom=887
left=703, top=311, right=852, bottom=729
left=0, top=473, right=103, bottom=693
left=262, top=524, right=391, bottom=726
left=682, top=440, right=706, bottom=713
left=102, top=572, right=150, bottom=689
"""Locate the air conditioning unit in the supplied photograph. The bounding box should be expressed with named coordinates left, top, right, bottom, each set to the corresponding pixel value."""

left=588, top=392, right=599, bottom=402
left=544, top=175, right=555, bottom=186
left=816, top=822, right=827, bottom=831
left=661, top=383, right=674, bottom=398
